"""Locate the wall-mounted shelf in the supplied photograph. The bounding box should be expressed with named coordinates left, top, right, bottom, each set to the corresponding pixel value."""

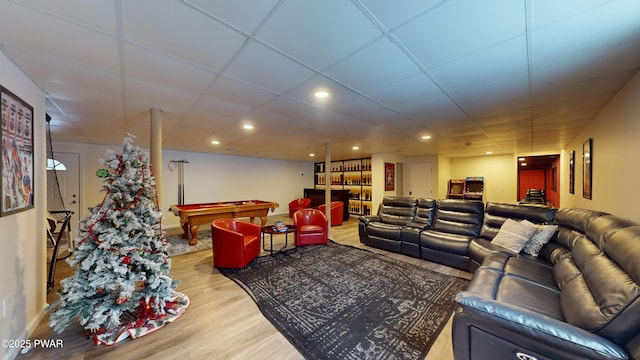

left=314, top=157, right=372, bottom=215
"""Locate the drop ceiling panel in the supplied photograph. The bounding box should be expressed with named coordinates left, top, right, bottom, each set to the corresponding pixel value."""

left=43, top=83, right=124, bottom=118
left=121, top=0, right=247, bottom=72
left=450, top=73, right=530, bottom=118
left=531, top=41, right=640, bottom=94
left=206, top=76, right=278, bottom=109
left=325, top=37, right=421, bottom=94
left=358, top=0, right=445, bottom=30
left=123, top=44, right=217, bottom=94
left=0, top=2, right=120, bottom=72
left=529, top=0, right=611, bottom=29
left=124, top=78, right=201, bottom=114
left=368, top=72, right=444, bottom=107
left=329, top=96, right=409, bottom=126
left=258, top=96, right=319, bottom=119
left=429, top=36, right=528, bottom=91
left=189, top=95, right=252, bottom=119
left=183, top=0, right=280, bottom=35
left=222, top=41, right=316, bottom=94
left=15, top=0, right=118, bottom=35
left=393, top=0, right=526, bottom=68
left=398, top=94, right=469, bottom=124
left=531, top=0, right=640, bottom=67
left=2, top=47, right=122, bottom=96
left=474, top=109, right=532, bottom=127
left=255, top=0, right=382, bottom=70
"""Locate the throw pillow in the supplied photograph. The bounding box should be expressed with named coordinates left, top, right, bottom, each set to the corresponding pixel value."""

left=491, top=219, right=538, bottom=254
left=522, top=221, right=558, bottom=257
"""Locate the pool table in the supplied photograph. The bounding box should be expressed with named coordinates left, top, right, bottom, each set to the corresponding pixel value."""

left=169, top=200, right=279, bottom=246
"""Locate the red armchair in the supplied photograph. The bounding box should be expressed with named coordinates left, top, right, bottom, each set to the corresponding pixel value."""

left=293, top=209, right=328, bottom=246
left=288, top=197, right=311, bottom=218
left=317, top=201, right=344, bottom=226
left=211, top=218, right=261, bottom=268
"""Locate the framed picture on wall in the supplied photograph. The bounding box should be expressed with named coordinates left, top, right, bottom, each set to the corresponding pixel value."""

left=569, top=150, right=575, bottom=194
left=385, top=162, right=395, bottom=191
left=582, top=138, right=592, bottom=200
left=1, top=85, right=34, bottom=216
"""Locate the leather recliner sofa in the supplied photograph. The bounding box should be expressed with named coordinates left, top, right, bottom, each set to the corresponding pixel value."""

left=358, top=196, right=418, bottom=254
left=454, top=208, right=640, bottom=360
left=359, top=197, right=483, bottom=267
left=360, top=198, right=640, bottom=359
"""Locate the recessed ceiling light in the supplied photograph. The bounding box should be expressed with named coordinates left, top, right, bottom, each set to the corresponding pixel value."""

left=486, top=151, right=493, bottom=155
left=421, top=135, right=432, bottom=140
left=314, top=91, right=329, bottom=98
left=242, top=124, right=254, bottom=130
left=309, top=153, right=315, bottom=157
left=352, top=146, right=359, bottom=150
left=211, top=140, right=220, bottom=145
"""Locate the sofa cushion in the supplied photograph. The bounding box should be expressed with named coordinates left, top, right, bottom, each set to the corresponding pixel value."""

left=432, top=199, right=484, bottom=237
left=465, top=264, right=562, bottom=320
left=491, top=219, right=538, bottom=254
left=413, top=198, right=436, bottom=228
left=420, top=230, right=473, bottom=256
left=481, top=252, right=556, bottom=291
left=522, top=222, right=558, bottom=257
left=555, top=224, right=640, bottom=345
left=367, top=222, right=404, bottom=241
left=454, top=292, right=629, bottom=360
left=553, top=208, right=609, bottom=233
left=479, top=202, right=557, bottom=240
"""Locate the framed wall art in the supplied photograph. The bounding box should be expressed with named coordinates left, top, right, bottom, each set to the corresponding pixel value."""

left=582, top=138, right=592, bottom=200
left=384, top=162, right=395, bottom=191
left=1, top=85, right=34, bottom=216
left=569, top=150, right=575, bottom=194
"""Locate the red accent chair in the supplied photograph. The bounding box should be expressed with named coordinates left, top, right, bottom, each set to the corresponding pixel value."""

left=211, top=218, right=261, bottom=268
left=317, top=201, right=344, bottom=226
left=288, top=197, right=312, bottom=218
left=293, top=209, right=328, bottom=246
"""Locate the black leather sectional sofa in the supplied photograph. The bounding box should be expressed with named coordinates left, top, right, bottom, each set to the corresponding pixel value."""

left=359, top=196, right=640, bottom=360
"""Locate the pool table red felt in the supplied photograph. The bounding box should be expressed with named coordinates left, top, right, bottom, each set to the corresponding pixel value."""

left=170, top=200, right=279, bottom=246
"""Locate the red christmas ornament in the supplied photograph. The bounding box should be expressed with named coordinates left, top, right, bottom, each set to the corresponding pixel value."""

left=122, top=255, right=131, bottom=264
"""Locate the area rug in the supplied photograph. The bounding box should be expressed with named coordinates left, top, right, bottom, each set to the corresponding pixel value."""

left=219, top=241, right=469, bottom=360
left=165, top=230, right=212, bottom=256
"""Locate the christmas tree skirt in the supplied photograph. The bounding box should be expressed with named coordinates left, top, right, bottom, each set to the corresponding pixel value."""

left=95, top=292, right=190, bottom=346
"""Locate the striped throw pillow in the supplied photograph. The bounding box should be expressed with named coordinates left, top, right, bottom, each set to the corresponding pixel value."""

left=491, top=219, right=538, bottom=254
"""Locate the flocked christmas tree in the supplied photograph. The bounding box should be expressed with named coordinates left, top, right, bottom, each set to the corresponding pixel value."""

left=48, top=134, right=188, bottom=345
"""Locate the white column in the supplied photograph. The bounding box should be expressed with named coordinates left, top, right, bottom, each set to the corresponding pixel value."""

left=150, top=108, right=163, bottom=208
left=325, top=142, right=331, bottom=238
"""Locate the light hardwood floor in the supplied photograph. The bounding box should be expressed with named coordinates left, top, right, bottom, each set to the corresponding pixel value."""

left=22, top=215, right=472, bottom=360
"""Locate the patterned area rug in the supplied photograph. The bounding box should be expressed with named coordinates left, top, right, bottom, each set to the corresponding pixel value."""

left=219, top=241, right=469, bottom=360
left=165, top=230, right=212, bottom=256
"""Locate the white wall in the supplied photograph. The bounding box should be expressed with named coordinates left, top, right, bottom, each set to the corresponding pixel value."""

left=51, top=141, right=314, bottom=229
left=436, top=155, right=451, bottom=199
left=449, top=154, right=517, bottom=204
left=560, top=70, right=640, bottom=223
left=0, top=52, right=47, bottom=360
left=371, top=153, right=406, bottom=214
left=161, top=150, right=313, bottom=227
